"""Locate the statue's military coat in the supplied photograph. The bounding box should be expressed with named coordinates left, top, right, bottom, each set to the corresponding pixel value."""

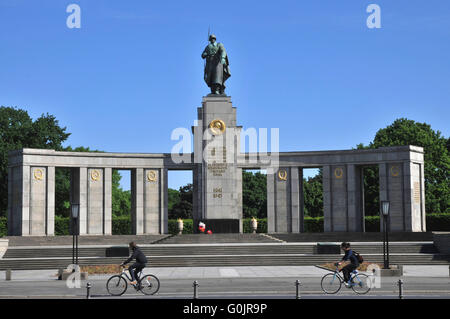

left=202, top=42, right=230, bottom=89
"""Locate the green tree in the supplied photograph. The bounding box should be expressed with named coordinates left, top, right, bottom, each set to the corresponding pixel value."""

left=170, top=183, right=193, bottom=219
left=0, top=106, right=70, bottom=217
left=168, top=188, right=180, bottom=212
left=303, top=170, right=323, bottom=217
left=111, top=170, right=130, bottom=217
left=362, top=118, right=450, bottom=214
left=242, top=171, right=267, bottom=218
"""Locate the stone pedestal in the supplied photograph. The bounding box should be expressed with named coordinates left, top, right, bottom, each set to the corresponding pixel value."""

left=267, top=167, right=301, bottom=233
left=7, top=166, right=55, bottom=236
left=192, top=96, right=243, bottom=233
left=323, top=165, right=364, bottom=232
left=71, top=167, right=112, bottom=235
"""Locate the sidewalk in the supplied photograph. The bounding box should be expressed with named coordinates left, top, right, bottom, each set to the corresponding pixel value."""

left=0, top=265, right=448, bottom=281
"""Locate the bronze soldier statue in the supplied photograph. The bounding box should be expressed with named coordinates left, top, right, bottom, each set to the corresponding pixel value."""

left=202, top=34, right=230, bottom=95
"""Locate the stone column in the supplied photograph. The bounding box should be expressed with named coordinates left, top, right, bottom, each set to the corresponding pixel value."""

left=236, top=167, right=243, bottom=233
left=347, top=164, right=363, bottom=232
left=379, top=163, right=405, bottom=232
left=323, top=165, right=332, bottom=232
left=266, top=167, right=300, bottom=233
left=71, top=167, right=88, bottom=235
left=267, top=170, right=275, bottom=233
left=143, top=168, right=160, bottom=234
left=322, top=164, right=363, bottom=232
left=192, top=164, right=204, bottom=231
left=7, top=165, right=30, bottom=235
left=403, top=162, right=425, bottom=232
left=87, top=168, right=104, bottom=235
left=30, top=166, right=47, bottom=235
left=46, top=166, right=55, bottom=236
left=103, top=167, right=112, bottom=235
left=330, top=165, right=347, bottom=231
left=160, top=168, right=168, bottom=234
left=298, top=168, right=305, bottom=233
left=131, top=168, right=144, bottom=235
left=290, top=167, right=301, bottom=233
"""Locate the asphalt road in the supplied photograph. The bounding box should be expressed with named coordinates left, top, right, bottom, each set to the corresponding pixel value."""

left=0, top=277, right=449, bottom=299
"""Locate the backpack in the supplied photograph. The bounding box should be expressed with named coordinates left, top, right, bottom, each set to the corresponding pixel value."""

left=353, top=251, right=364, bottom=264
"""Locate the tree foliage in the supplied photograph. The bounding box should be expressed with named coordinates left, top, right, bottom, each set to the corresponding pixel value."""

left=0, top=106, right=70, bottom=217
left=169, top=183, right=193, bottom=219
left=242, top=171, right=267, bottom=218
left=303, top=170, right=323, bottom=217
left=367, top=118, right=449, bottom=214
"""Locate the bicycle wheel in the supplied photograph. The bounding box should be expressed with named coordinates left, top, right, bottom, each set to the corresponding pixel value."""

left=351, top=273, right=371, bottom=295
left=139, top=274, right=160, bottom=295
left=321, top=273, right=342, bottom=294
left=106, top=275, right=128, bottom=296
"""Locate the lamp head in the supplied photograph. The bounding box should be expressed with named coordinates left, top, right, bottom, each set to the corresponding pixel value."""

left=381, top=201, right=390, bottom=216
left=71, top=203, right=80, bottom=219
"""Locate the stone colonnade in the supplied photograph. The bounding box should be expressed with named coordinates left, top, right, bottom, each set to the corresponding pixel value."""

left=7, top=149, right=192, bottom=236
left=7, top=145, right=426, bottom=236
left=264, top=146, right=426, bottom=233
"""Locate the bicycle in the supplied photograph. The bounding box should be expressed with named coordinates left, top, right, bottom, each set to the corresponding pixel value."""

left=320, top=262, right=371, bottom=295
left=106, top=265, right=160, bottom=296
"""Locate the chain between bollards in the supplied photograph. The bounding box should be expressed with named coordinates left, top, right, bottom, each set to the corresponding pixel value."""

left=86, top=282, right=92, bottom=299
left=193, top=280, right=199, bottom=299
left=397, top=279, right=404, bottom=299
left=295, top=280, right=301, bottom=299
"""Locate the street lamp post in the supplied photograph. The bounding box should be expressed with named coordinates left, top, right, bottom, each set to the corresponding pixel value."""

left=71, top=203, right=80, bottom=268
left=381, top=200, right=390, bottom=269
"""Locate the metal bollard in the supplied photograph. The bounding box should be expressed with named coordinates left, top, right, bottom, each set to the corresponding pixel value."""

left=86, top=282, right=92, bottom=299
left=397, top=279, right=404, bottom=299
left=193, top=280, right=199, bottom=299
left=5, top=269, right=11, bottom=281
left=295, top=280, right=301, bottom=299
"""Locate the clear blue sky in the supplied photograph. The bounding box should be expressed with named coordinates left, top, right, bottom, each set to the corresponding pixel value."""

left=1, top=0, right=449, bottom=190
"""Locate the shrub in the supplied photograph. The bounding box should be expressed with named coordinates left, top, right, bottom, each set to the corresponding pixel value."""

left=426, top=213, right=450, bottom=231
left=112, top=215, right=132, bottom=235
left=304, top=216, right=324, bottom=232
left=55, top=216, right=70, bottom=235
left=243, top=218, right=267, bottom=233
left=1, top=213, right=449, bottom=237
left=0, top=217, right=6, bottom=237
left=365, top=215, right=380, bottom=232
left=168, top=219, right=193, bottom=235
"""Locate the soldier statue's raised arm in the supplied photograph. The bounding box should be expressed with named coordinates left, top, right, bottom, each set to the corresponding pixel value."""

left=202, top=34, right=231, bottom=95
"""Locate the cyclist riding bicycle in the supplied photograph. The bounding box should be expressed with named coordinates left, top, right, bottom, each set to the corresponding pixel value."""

left=120, top=242, right=148, bottom=286
left=337, top=242, right=359, bottom=287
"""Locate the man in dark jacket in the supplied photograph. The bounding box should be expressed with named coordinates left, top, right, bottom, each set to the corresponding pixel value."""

left=338, top=242, right=359, bottom=287
left=120, top=242, right=148, bottom=285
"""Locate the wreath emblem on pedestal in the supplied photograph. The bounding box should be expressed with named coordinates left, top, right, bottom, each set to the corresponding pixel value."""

left=34, top=168, right=44, bottom=181
left=147, top=170, right=157, bottom=182
left=90, top=169, right=100, bottom=181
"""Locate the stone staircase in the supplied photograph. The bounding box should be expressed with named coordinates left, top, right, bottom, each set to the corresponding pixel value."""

left=0, top=233, right=448, bottom=270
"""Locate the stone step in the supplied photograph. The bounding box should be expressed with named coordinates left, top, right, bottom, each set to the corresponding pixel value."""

left=2, top=243, right=438, bottom=259
left=0, top=254, right=449, bottom=270
left=3, top=243, right=438, bottom=259
left=4, top=234, right=171, bottom=247
left=270, top=232, right=434, bottom=242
